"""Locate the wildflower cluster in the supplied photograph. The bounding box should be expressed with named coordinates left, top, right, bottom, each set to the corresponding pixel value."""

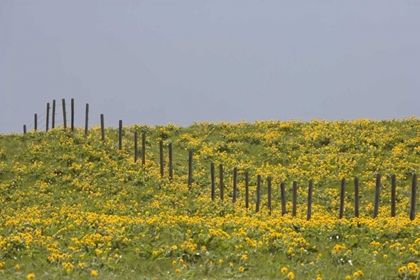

left=0, top=119, right=419, bottom=278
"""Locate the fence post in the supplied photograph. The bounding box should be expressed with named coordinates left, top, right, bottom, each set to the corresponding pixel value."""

left=281, top=182, right=286, bottom=216
left=410, top=174, right=417, bottom=221
left=52, top=100, right=56, bottom=129
left=339, top=178, right=345, bottom=219
left=354, top=177, right=359, bottom=218
left=292, top=181, right=297, bottom=217
left=100, top=114, right=105, bottom=141
left=188, top=150, right=193, bottom=189
left=141, top=133, right=146, bottom=165
left=118, top=120, right=123, bottom=150
left=159, top=140, right=164, bottom=177
left=34, top=114, right=37, bottom=131
left=307, top=180, right=313, bottom=221
left=62, top=99, right=67, bottom=129
left=219, top=164, right=224, bottom=201
left=245, top=171, right=249, bottom=209
left=210, top=163, right=215, bottom=201
left=46, top=102, right=50, bottom=132
left=23, top=125, right=27, bottom=134
left=168, top=143, right=173, bottom=180
left=256, top=175, right=261, bottom=213
left=267, top=177, right=272, bottom=215
left=373, top=174, right=381, bottom=218
left=233, top=167, right=238, bottom=203
left=84, top=103, right=89, bottom=136
left=134, top=132, right=138, bottom=162
left=391, top=175, right=396, bottom=217
left=71, top=98, right=75, bottom=132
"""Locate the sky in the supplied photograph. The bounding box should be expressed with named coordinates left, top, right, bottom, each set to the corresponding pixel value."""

left=1, top=1, right=419, bottom=134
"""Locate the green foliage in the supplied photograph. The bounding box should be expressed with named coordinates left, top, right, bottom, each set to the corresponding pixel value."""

left=0, top=119, right=420, bottom=279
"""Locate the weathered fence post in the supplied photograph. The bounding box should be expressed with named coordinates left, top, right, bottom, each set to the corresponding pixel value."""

left=219, top=164, right=224, bottom=201
left=354, top=177, right=359, bottom=218
left=141, top=133, right=146, bottom=165
left=23, top=125, right=27, bottom=134
left=281, top=182, right=286, bottom=216
left=373, top=174, right=381, bottom=218
left=256, top=175, right=261, bottom=213
left=233, top=167, right=238, bottom=203
left=159, top=140, right=164, bottom=177
left=292, top=181, right=297, bottom=217
left=210, top=163, right=215, bottom=201
left=118, top=120, right=123, bottom=150
left=339, top=178, right=345, bottom=219
left=410, top=174, right=417, bottom=221
left=46, top=102, right=50, bottom=132
left=391, top=175, right=396, bottom=217
left=307, top=180, right=313, bottom=221
left=188, top=150, right=193, bottom=189
left=245, top=171, right=249, bottom=209
left=168, top=143, right=173, bottom=180
left=71, top=98, right=75, bottom=132
left=62, top=99, right=67, bottom=129
left=34, top=114, right=37, bottom=131
left=267, top=177, right=272, bottom=215
left=134, top=132, right=138, bottom=162
left=84, top=103, right=89, bottom=136
left=52, top=100, right=56, bottom=129
left=100, top=114, right=105, bottom=141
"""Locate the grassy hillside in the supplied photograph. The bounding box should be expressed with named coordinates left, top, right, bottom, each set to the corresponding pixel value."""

left=1, top=118, right=420, bottom=279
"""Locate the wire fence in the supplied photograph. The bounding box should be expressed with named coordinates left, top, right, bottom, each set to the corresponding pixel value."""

left=20, top=98, right=419, bottom=221
left=23, top=98, right=85, bottom=134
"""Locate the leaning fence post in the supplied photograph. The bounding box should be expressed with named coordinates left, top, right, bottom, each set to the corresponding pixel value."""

left=219, top=164, right=224, bottom=201
left=46, top=102, right=50, bottom=132
left=52, top=100, right=56, bottom=129
left=281, top=182, right=286, bottom=216
left=71, top=98, right=75, bottom=132
left=233, top=167, right=238, bottom=203
left=188, top=150, right=193, bottom=189
left=62, top=99, right=67, bottom=129
left=256, top=175, right=261, bottom=213
left=159, top=140, right=164, bottom=177
left=354, top=177, right=359, bottom=218
left=267, top=177, right=272, bottom=215
left=307, top=180, right=313, bottom=221
left=292, top=181, right=297, bottom=217
left=84, top=103, right=89, bottom=136
left=168, top=143, right=173, bottom=180
left=118, top=120, right=123, bottom=150
left=210, top=163, right=215, bottom=201
left=391, top=175, right=396, bottom=217
left=339, top=178, right=345, bottom=219
left=410, top=174, right=417, bottom=221
left=100, top=114, right=105, bottom=141
left=373, top=174, right=381, bottom=218
left=141, top=133, right=146, bottom=165
left=245, top=171, right=249, bottom=209
left=134, top=132, right=138, bottom=162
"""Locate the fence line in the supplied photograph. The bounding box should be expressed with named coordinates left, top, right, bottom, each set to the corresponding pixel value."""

left=19, top=98, right=420, bottom=220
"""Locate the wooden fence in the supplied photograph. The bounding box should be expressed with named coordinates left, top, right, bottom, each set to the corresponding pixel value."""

left=22, top=99, right=419, bottom=220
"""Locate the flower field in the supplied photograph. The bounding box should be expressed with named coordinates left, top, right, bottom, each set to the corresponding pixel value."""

left=1, top=118, right=420, bottom=279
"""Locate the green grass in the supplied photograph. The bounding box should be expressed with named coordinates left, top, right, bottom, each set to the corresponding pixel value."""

left=0, top=119, right=420, bottom=279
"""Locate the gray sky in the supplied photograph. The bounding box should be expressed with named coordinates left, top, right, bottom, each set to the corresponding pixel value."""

left=1, top=1, right=419, bottom=133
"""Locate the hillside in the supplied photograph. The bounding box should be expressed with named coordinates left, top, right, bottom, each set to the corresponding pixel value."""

left=1, top=119, right=420, bottom=279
